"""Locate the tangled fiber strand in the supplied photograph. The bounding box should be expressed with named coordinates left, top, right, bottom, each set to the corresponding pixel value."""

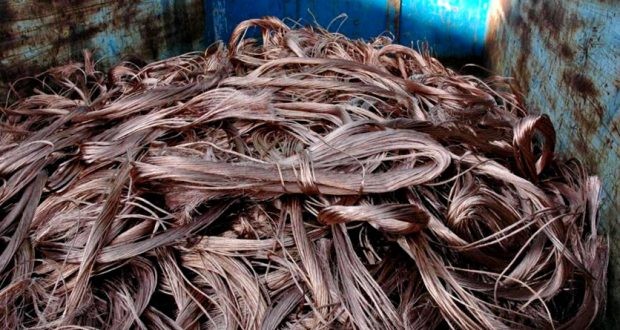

left=0, top=17, right=608, bottom=329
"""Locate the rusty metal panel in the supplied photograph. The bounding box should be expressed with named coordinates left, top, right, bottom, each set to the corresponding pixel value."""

left=486, top=0, right=619, bottom=325
left=0, top=0, right=206, bottom=91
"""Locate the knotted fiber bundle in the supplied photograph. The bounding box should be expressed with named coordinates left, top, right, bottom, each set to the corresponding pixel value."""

left=0, top=17, right=607, bottom=329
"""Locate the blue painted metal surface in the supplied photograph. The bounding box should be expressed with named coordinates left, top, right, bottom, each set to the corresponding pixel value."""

left=0, top=0, right=493, bottom=89
left=486, top=0, right=619, bottom=326
left=206, top=0, right=397, bottom=43
left=0, top=0, right=206, bottom=90
left=206, top=0, right=491, bottom=58
left=400, top=0, right=491, bottom=57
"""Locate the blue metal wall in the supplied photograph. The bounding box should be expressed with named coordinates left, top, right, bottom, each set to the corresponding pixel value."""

left=0, top=0, right=206, bottom=91
left=0, top=0, right=492, bottom=92
left=205, top=0, right=491, bottom=58
left=486, top=0, right=619, bottom=326
left=401, top=0, right=490, bottom=57
left=0, top=0, right=494, bottom=90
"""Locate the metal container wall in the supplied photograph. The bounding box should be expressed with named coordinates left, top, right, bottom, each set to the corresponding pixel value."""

left=0, top=0, right=207, bottom=91
left=0, top=0, right=492, bottom=89
left=486, top=1, right=619, bottom=325
left=207, top=0, right=490, bottom=58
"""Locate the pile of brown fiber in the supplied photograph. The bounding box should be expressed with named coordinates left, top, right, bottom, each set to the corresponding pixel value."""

left=0, top=17, right=608, bottom=329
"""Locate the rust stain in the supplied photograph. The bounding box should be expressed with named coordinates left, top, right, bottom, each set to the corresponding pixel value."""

left=612, top=117, right=620, bottom=138
left=513, top=12, right=531, bottom=95
left=571, top=133, right=595, bottom=167
left=523, top=1, right=583, bottom=58
left=594, top=104, right=605, bottom=123
left=562, top=71, right=600, bottom=98
left=563, top=70, right=605, bottom=140
left=0, top=2, right=16, bottom=67
left=559, top=43, right=575, bottom=60
left=486, top=1, right=620, bottom=326
left=387, top=0, right=401, bottom=42
left=527, top=0, right=566, bottom=38
left=572, top=105, right=601, bottom=140
left=0, top=0, right=205, bottom=98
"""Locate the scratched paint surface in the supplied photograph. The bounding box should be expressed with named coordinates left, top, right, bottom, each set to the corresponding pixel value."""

left=486, top=0, right=619, bottom=326
left=0, top=0, right=206, bottom=94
